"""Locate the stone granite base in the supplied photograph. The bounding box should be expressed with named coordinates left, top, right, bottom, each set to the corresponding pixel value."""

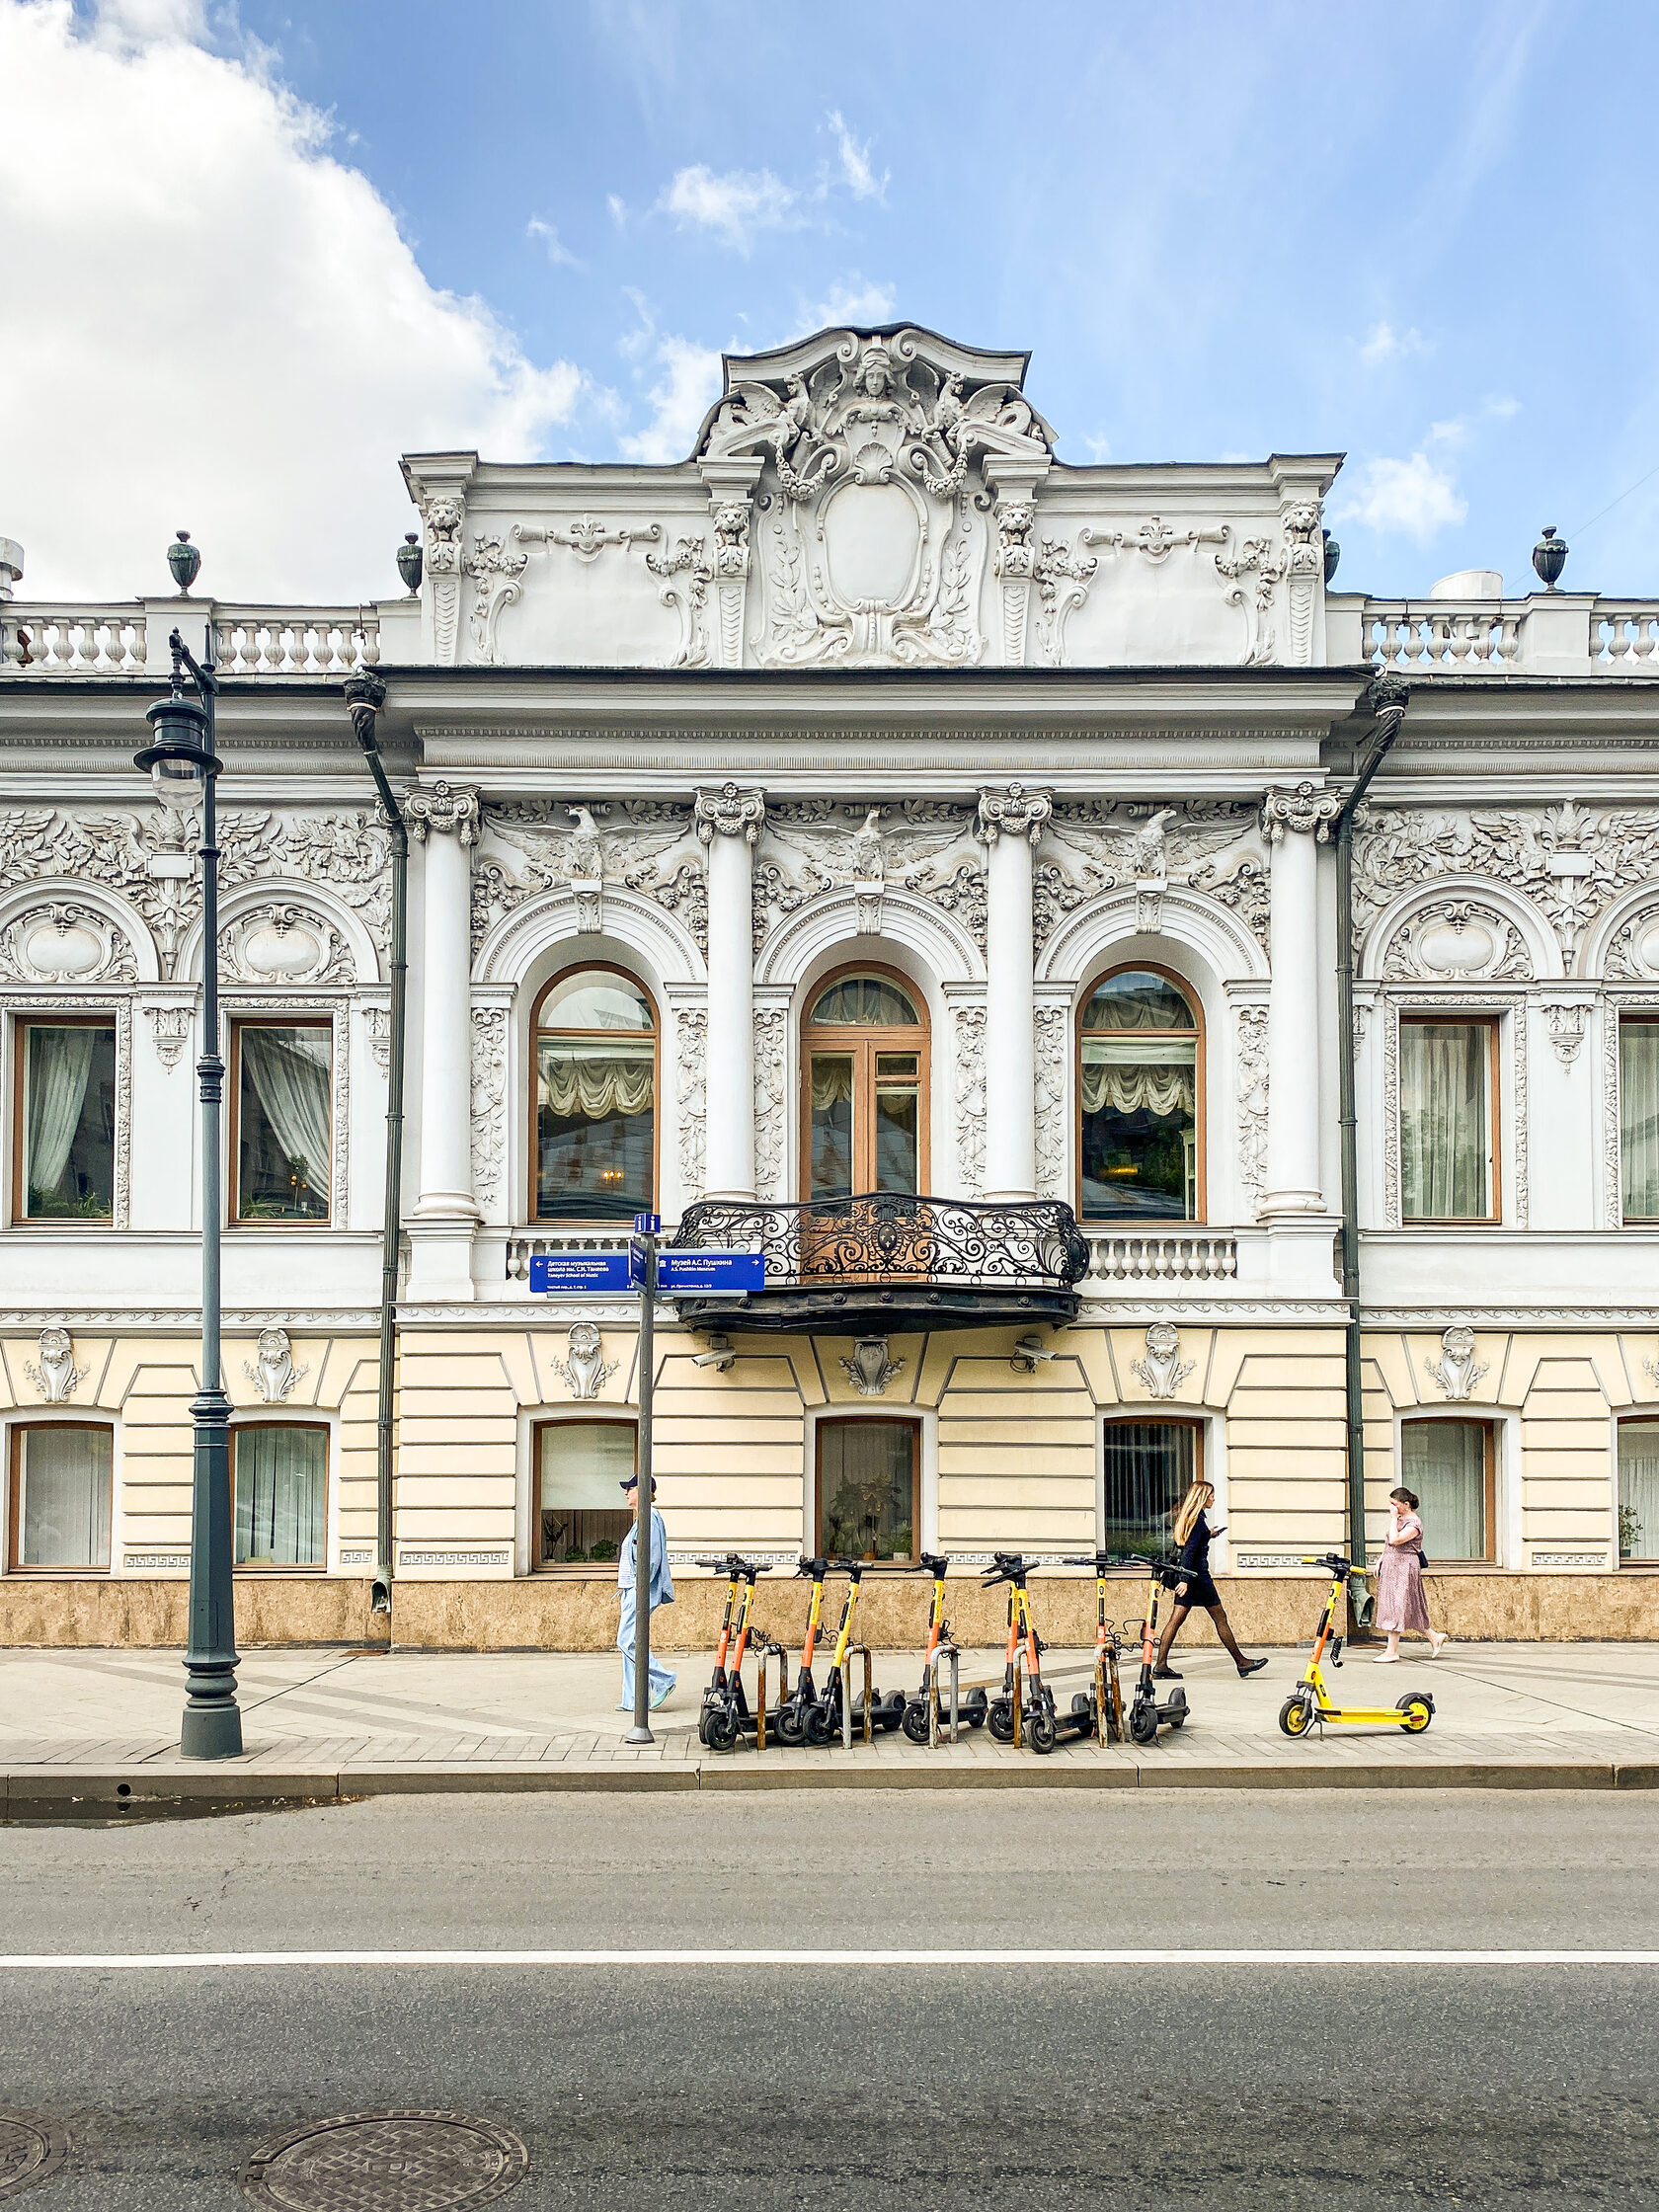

left=1, top=1570, right=1652, bottom=1649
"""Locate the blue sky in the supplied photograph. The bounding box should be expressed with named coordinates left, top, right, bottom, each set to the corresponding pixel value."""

left=7, top=1, right=1658, bottom=602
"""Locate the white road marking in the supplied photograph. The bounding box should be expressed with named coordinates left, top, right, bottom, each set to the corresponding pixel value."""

left=0, top=1947, right=1654, bottom=1970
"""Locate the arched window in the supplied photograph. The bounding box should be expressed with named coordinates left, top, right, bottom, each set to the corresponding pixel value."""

left=530, top=966, right=657, bottom=1223
left=801, top=968, right=928, bottom=1199
left=1078, top=967, right=1202, bottom=1223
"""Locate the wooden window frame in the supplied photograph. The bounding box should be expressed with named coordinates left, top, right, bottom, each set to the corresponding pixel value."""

left=228, top=1015, right=334, bottom=1228
left=532, top=1415, right=640, bottom=1574
left=1617, top=1013, right=1659, bottom=1225
left=799, top=962, right=930, bottom=1201
left=1616, top=1415, right=1659, bottom=1566
left=7, top=1420, right=115, bottom=1574
left=1098, top=1414, right=1204, bottom=1557
left=528, top=963, right=660, bottom=1227
left=230, top=1419, right=330, bottom=1574
left=1075, top=963, right=1205, bottom=1226
left=1398, top=1013, right=1501, bottom=1226
left=1400, top=1415, right=1497, bottom=1565
left=814, top=1414, right=921, bottom=1566
left=10, top=1012, right=118, bottom=1228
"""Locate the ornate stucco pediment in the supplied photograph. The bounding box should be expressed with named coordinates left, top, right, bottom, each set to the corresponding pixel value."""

left=695, top=326, right=1054, bottom=671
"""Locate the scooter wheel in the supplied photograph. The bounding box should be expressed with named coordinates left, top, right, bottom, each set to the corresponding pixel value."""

left=1028, top=1711, right=1059, bottom=1755
left=773, top=1705, right=805, bottom=1747
left=987, top=1698, right=1015, bottom=1744
left=875, top=1691, right=907, bottom=1734
left=1279, top=1695, right=1311, bottom=1737
left=1165, top=1687, right=1188, bottom=1729
left=1129, top=1702, right=1159, bottom=1747
left=963, top=1688, right=989, bottom=1729
left=704, top=1707, right=740, bottom=1754
left=696, top=1706, right=713, bottom=1746
left=1396, top=1694, right=1433, bottom=1734
left=804, top=1706, right=832, bottom=1748
left=901, top=1700, right=930, bottom=1746
left=1070, top=1692, right=1092, bottom=1717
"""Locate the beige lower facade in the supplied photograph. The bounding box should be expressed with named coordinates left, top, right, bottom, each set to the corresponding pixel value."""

left=4, top=1315, right=1655, bottom=1647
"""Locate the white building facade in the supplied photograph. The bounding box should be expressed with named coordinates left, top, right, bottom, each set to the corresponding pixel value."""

left=2, top=324, right=1656, bottom=1648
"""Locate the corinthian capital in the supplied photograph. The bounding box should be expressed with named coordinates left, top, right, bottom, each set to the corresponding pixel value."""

left=1261, top=781, right=1342, bottom=843
left=977, top=782, right=1053, bottom=846
left=694, top=782, right=766, bottom=845
left=405, top=779, right=480, bottom=846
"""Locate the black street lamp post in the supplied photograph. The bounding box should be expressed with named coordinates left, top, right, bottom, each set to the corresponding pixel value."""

left=136, top=626, right=243, bottom=1758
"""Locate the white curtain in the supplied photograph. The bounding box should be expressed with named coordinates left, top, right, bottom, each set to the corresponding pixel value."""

left=20, top=1426, right=112, bottom=1568
left=234, top=1426, right=325, bottom=1565
left=241, top=1027, right=332, bottom=1187
left=1404, top=1420, right=1486, bottom=1561
left=1619, top=1423, right=1659, bottom=1560
left=25, top=1026, right=96, bottom=1200
left=1620, top=1023, right=1659, bottom=1218
left=1081, top=1037, right=1196, bottom=1119
left=1400, top=1023, right=1488, bottom=1220
left=811, top=1057, right=856, bottom=1110
left=538, top=1045, right=654, bottom=1120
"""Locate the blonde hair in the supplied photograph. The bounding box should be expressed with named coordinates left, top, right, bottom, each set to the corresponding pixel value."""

left=1171, top=1480, right=1214, bottom=1547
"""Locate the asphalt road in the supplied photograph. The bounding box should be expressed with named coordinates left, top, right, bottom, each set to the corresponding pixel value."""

left=2, top=1791, right=1656, bottom=2208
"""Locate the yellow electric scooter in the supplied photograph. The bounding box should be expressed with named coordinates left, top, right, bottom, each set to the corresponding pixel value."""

left=1278, top=1553, right=1434, bottom=1737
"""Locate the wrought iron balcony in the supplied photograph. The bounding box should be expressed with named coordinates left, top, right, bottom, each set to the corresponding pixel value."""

left=670, top=1192, right=1091, bottom=1333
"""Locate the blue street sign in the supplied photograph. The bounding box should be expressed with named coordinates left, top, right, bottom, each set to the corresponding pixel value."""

left=528, top=1251, right=635, bottom=1294
left=634, top=1212, right=662, bottom=1235
left=656, top=1251, right=766, bottom=1295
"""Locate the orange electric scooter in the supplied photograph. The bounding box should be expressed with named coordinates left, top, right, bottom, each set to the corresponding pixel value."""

left=983, top=1552, right=1060, bottom=1754
left=1056, top=1549, right=1129, bottom=1745
left=695, top=1552, right=768, bottom=1751
left=899, top=1553, right=988, bottom=1743
left=771, top=1556, right=830, bottom=1747
left=1122, top=1553, right=1191, bottom=1746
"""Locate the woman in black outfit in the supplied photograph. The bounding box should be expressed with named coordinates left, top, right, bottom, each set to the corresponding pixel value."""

left=1153, top=1479, right=1268, bottom=1681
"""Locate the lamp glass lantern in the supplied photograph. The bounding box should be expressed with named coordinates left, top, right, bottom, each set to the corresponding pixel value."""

left=134, top=688, right=217, bottom=795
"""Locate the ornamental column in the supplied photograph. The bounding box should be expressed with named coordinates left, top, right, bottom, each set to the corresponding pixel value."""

left=695, top=782, right=765, bottom=1203
left=978, top=783, right=1052, bottom=1204
left=406, top=779, right=481, bottom=1302
left=1260, top=780, right=1340, bottom=1215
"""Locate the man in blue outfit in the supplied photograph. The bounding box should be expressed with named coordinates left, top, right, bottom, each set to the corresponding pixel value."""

left=616, top=1471, right=676, bottom=1711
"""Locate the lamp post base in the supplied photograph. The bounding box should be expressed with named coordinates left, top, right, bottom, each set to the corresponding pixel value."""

left=180, top=1698, right=244, bottom=1760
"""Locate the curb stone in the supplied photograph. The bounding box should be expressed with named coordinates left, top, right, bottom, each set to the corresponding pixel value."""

left=3, top=1757, right=1654, bottom=1818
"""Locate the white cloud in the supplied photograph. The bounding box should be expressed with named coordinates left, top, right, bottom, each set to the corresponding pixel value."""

left=1341, top=451, right=1468, bottom=542
left=796, top=276, right=897, bottom=335
left=0, top=0, right=586, bottom=602
left=1360, top=320, right=1427, bottom=366
left=827, top=109, right=887, bottom=202
left=525, top=215, right=580, bottom=268
left=660, top=162, right=796, bottom=255
left=605, top=192, right=628, bottom=229
left=1079, top=434, right=1113, bottom=463
left=619, top=335, right=723, bottom=464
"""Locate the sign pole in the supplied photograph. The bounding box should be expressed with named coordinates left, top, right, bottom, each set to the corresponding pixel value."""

left=625, top=1219, right=658, bottom=1747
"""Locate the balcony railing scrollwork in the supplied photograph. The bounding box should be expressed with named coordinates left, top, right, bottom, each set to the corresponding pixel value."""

left=670, top=1191, right=1091, bottom=1332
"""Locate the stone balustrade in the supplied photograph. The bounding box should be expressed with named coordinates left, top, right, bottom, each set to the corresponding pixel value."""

left=1085, top=1231, right=1239, bottom=1284
left=210, top=606, right=379, bottom=674
left=0, top=601, right=378, bottom=677
left=0, top=605, right=147, bottom=674
left=506, top=1229, right=633, bottom=1282
left=1329, top=592, right=1659, bottom=676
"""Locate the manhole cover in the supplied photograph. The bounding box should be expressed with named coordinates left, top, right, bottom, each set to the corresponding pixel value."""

left=243, top=2111, right=527, bottom=2212
left=0, top=2113, right=66, bottom=2201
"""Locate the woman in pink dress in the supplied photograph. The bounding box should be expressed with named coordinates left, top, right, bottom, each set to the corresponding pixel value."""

left=1372, top=1486, right=1450, bottom=1662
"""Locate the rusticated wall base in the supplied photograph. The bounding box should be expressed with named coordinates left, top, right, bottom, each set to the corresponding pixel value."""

left=383, top=1569, right=1659, bottom=1653
left=0, top=1578, right=386, bottom=1649
left=2, top=1571, right=1652, bottom=1651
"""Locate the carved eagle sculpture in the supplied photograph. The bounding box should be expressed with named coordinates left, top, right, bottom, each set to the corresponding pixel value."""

left=1049, top=808, right=1249, bottom=888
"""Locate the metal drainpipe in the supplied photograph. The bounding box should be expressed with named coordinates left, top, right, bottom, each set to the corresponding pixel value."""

left=1335, top=671, right=1410, bottom=1606
left=344, top=671, right=403, bottom=1620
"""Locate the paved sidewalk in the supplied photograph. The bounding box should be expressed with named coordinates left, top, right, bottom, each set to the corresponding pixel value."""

left=3, top=1641, right=1657, bottom=1812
